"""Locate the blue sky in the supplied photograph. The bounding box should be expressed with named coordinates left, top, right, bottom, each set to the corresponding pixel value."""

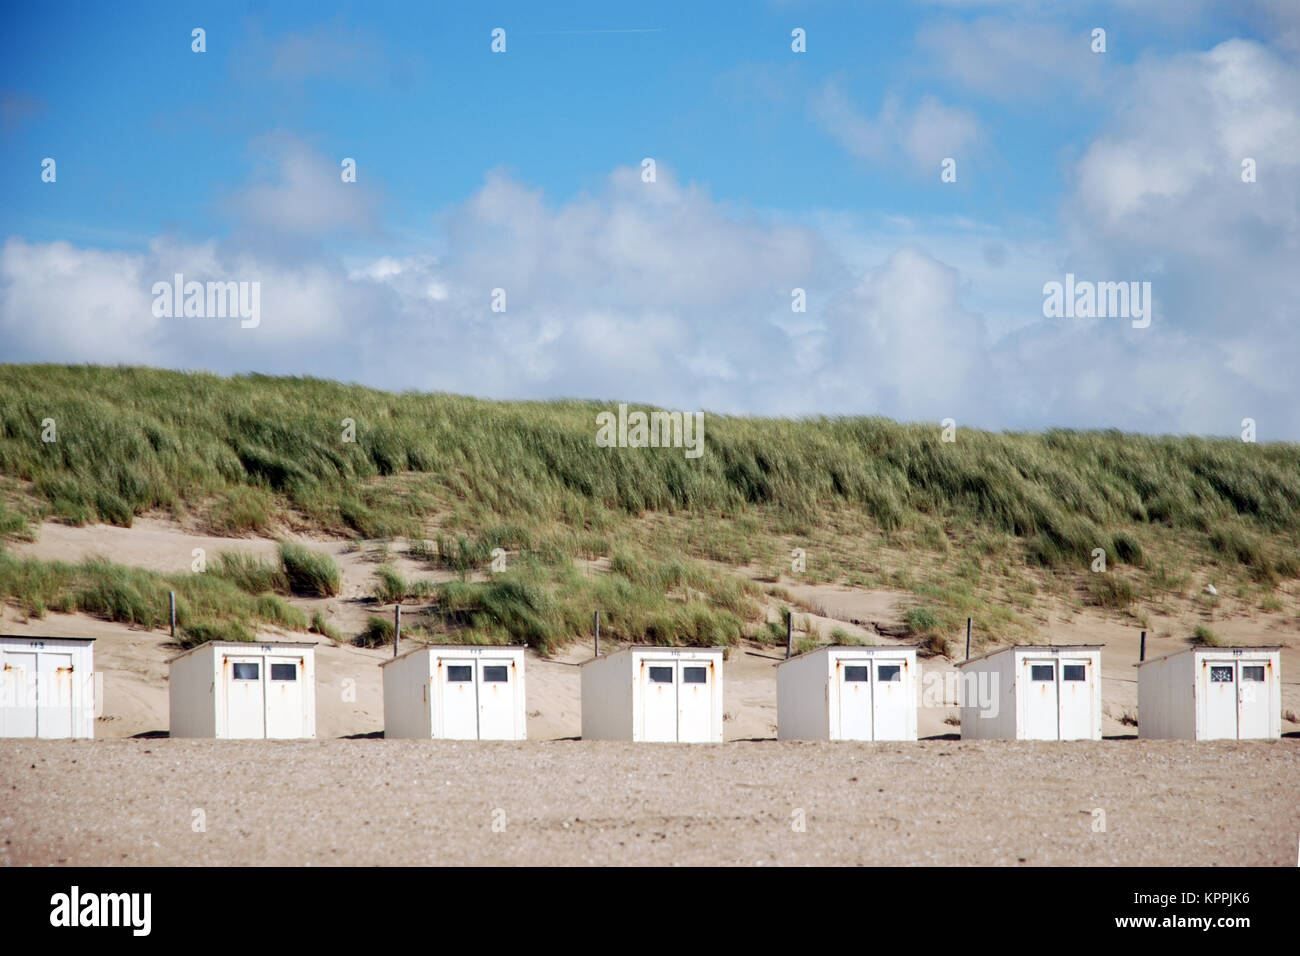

left=2, top=1, right=1298, bottom=438
left=2, top=1, right=1076, bottom=243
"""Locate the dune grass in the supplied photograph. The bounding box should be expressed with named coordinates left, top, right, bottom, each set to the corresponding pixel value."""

left=1, top=364, right=1298, bottom=652
left=309, top=610, right=342, bottom=642
left=277, top=541, right=340, bottom=597
left=372, top=563, right=434, bottom=604
left=2, top=365, right=1297, bottom=547
left=354, top=614, right=395, bottom=648
left=1190, top=625, right=1222, bottom=646
left=0, top=547, right=306, bottom=647
left=212, top=551, right=286, bottom=595
left=406, top=551, right=758, bottom=654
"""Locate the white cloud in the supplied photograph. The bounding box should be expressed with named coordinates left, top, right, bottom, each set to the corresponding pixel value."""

left=1041, top=37, right=1300, bottom=435
left=221, top=135, right=383, bottom=241
left=918, top=17, right=1107, bottom=99
left=0, top=167, right=835, bottom=414
left=1065, top=39, right=1300, bottom=357
left=821, top=247, right=992, bottom=421
left=1072, top=40, right=1300, bottom=245
left=814, top=85, right=982, bottom=170
left=0, top=239, right=159, bottom=363
left=0, top=232, right=374, bottom=371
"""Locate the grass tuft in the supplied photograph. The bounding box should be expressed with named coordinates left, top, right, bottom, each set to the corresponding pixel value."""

left=278, top=541, right=340, bottom=597
left=355, top=615, right=395, bottom=647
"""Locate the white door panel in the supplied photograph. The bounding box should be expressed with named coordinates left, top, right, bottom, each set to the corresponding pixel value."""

left=836, top=661, right=872, bottom=740
left=477, top=659, right=516, bottom=740
left=2, top=651, right=37, bottom=737
left=1202, top=659, right=1237, bottom=740
left=440, top=659, right=478, bottom=739
left=872, top=661, right=907, bottom=740
left=225, top=657, right=266, bottom=738
left=641, top=661, right=677, bottom=742
left=265, top=658, right=303, bottom=739
left=1023, top=659, right=1058, bottom=740
left=677, top=662, right=712, bottom=743
left=1236, top=661, right=1269, bottom=739
left=1057, top=659, right=1093, bottom=740
left=36, top=652, right=74, bottom=739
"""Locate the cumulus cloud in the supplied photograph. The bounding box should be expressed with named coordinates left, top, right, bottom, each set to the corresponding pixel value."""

left=1071, top=39, right=1300, bottom=252
left=385, top=166, right=840, bottom=411
left=0, top=238, right=159, bottom=363
left=1058, top=38, right=1300, bottom=431
left=220, top=134, right=384, bottom=244
left=0, top=166, right=838, bottom=413
left=821, top=247, right=992, bottom=421
left=0, top=234, right=369, bottom=370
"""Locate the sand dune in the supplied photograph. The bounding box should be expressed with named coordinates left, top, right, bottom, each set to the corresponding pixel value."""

left=5, top=519, right=1299, bottom=740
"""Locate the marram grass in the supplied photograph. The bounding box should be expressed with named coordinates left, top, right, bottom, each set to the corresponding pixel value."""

left=2, top=365, right=1298, bottom=546
left=1, top=364, right=1297, bottom=651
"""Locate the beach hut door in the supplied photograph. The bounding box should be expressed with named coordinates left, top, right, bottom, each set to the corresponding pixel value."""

left=36, top=652, right=74, bottom=739
left=440, top=660, right=479, bottom=739
left=641, top=661, right=677, bottom=742
left=1, top=651, right=37, bottom=737
left=1023, top=659, right=1059, bottom=740
left=872, top=661, right=907, bottom=740
left=477, top=659, right=515, bottom=740
left=266, top=658, right=303, bottom=739
left=677, top=662, right=713, bottom=743
left=1057, top=659, right=1093, bottom=740
left=1236, top=661, right=1269, bottom=739
left=225, top=656, right=266, bottom=738
left=1202, top=660, right=1237, bottom=740
left=837, top=661, right=873, bottom=740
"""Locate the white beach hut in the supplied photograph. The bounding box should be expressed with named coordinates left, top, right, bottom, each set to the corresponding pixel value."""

left=168, top=641, right=316, bottom=739
left=1137, top=645, right=1281, bottom=740
left=0, top=635, right=96, bottom=739
left=382, top=644, right=526, bottom=740
left=777, top=645, right=918, bottom=741
left=957, top=644, right=1102, bottom=740
left=580, top=646, right=724, bottom=742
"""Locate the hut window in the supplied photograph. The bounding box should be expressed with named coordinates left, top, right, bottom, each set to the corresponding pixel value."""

left=682, top=666, right=707, bottom=684
left=447, top=666, right=473, bottom=682
left=1030, top=664, right=1054, bottom=681
left=231, top=662, right=259, bottom=681
left=270, top=663, right=297, bottom=681
left=877, top=665, right=901, bottom=682
left=1063, top=665, right=1086, bottom=681
left=1241, top=666, right=1265, bottom=682
left=1210, top=666, right=1234, bottom=683
left=843, top=666, right=869, bottom=682
left=648, top=666, right=673, bottom=683
left=482, top=665, right=508, bottom=683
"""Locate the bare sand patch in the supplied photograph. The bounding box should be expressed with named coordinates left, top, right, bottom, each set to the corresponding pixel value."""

left=1, top=738, right=1294, bottom=866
